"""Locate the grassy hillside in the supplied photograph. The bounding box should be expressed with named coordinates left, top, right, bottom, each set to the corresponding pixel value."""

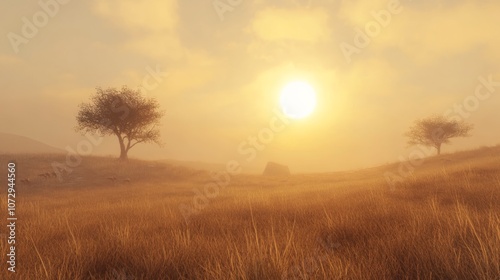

left=0, top=147, right=499, bottom=279
left=0, top=133, right=64, bottom=155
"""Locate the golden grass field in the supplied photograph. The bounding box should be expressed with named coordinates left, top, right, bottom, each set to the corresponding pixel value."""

left=0, top=147, right=499, bottom=280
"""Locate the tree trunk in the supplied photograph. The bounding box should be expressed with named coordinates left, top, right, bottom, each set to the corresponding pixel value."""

left=119, top=147, right=128, bottom=160
left=436, top=144, right=441, bottom=155
left=117, top=135, right=128, bottom=160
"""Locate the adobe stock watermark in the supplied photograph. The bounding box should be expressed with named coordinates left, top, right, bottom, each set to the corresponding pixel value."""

left=7, top=0, right=72, bottom=54
left=178, top=108, right=291, bottom=223
left=51, top=97, right=130, bottom=182
left=140, top=64, right=169, bottom=94
left=340, top=0, right=412, bottom=64
left=384, top=75, right=500, bottom=190
left=213, top=0, right=243, bottom=21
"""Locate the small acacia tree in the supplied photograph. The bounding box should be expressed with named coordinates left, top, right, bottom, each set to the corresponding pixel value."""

left=76, top=86, right=164, bottom=160
left=405, top=115, right=473, bottom=155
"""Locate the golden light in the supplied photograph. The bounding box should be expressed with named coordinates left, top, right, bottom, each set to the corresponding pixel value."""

left=279, top=81, right=317, bottom=119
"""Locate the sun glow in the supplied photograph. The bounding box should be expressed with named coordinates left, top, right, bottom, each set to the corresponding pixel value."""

left=279, top=81, right=317, bottom=119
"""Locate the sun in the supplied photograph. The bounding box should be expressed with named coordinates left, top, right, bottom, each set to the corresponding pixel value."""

left=279, top=81, right=317, bottom=119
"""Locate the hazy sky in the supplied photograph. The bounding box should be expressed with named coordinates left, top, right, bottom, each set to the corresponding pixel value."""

left=1, top=0, right=499, bottom=172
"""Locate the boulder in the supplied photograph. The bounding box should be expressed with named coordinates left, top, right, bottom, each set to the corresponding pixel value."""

left=262, top=162, right=290, bottom=176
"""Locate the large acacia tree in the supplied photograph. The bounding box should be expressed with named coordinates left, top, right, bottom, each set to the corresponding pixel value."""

left=76, top=86, right=164, bottom=160
left=405, top=115, right=473, bottom=155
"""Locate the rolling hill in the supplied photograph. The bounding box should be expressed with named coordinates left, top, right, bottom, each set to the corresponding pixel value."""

left=0, top=145, right=498, bottom=279
left=0, top=132, right=64, bottom=154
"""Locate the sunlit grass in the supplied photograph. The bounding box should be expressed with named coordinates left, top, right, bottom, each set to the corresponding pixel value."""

left=0, top=148, right=499, bottom=279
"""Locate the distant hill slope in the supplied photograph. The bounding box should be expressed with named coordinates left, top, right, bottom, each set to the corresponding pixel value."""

left=0, top=132, right=64, bottom=154
left=159, top=159, right=263, bottom=174
left=160, top=159, right=227, bottom=172
left=0, top=144, right=498, bottom=190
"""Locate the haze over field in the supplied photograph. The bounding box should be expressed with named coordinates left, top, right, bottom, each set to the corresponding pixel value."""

left=1, top=1, right=500, bottom=279
left=1, top=0, right=500, bottom=172
left=1, top=146, right=499, bottom=279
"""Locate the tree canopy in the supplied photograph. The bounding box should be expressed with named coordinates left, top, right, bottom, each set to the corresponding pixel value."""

left=76, top=86, right=164, bottom=160
left=406, top=115, right=473, bottom=155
